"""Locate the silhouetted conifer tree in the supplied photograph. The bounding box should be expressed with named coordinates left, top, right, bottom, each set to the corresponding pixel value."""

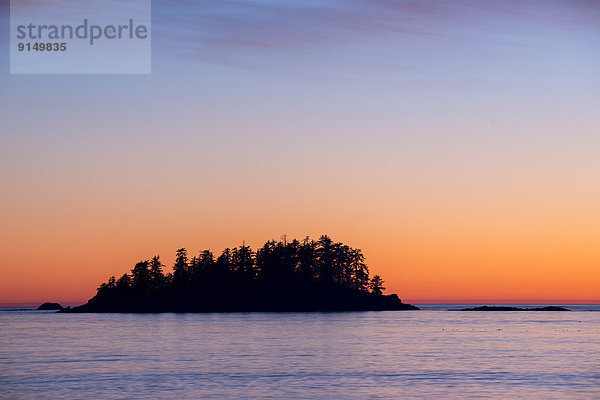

left=317, top=235, right=334, bottom=285
left=131, top=260, right=151, bottom=292
left=149, top=256, right=165, bottom=289
left=369, top=275, right=385, bottom=295
left=298, top=237, right=317, bottom=282
left=173, top=248, right=189, bottom=285
left=232, top=243, right=255, bottom=278
left=116, top=273, right=131, bottom=289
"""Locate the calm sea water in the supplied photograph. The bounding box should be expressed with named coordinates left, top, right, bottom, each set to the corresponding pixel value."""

left=1, top=305, right=598, bottom=399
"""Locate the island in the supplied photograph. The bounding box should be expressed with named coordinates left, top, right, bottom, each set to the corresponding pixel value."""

left=458, top=306, right=570, bottom=311
left=62, top=235, right=419, bottom=313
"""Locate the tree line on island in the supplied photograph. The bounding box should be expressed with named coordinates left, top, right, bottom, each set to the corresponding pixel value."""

left=65, top=235, right=418, bottom=312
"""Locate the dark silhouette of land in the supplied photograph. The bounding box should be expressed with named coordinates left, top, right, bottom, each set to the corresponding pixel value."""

left=458, top=306, right=570, bottom=311
left=62, top=235, right=418, bottom=313
left=37, top=302, right=63, bottom=310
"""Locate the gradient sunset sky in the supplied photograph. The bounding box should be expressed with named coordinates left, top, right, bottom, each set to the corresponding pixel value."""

left=1, top=0, right=599, bottom=304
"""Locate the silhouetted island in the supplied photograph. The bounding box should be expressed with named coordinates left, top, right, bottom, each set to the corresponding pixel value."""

left=62, top=235, right=419, bottom=313
left=38, top=302, right=63, bottom=310
left=459, top=306, right=570, bottom=311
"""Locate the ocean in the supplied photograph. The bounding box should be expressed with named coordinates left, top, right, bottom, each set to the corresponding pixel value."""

left=1, top=305, right=598, bottom=399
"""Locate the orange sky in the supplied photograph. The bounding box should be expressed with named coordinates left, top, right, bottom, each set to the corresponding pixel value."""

left=1, top=169, right=598, bottom=305
left=1, top=121, right=598, bottom=304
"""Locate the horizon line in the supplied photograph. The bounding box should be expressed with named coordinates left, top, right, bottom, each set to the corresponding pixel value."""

left=406, top=299, right=600, bottom=305
left=2, top=300, right=599, bottom=307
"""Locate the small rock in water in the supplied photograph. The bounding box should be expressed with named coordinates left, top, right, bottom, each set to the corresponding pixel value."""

left=37, top=302, right=63, bottom=310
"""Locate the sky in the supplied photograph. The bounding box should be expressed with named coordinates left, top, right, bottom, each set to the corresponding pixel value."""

left=0, top=0, right=599, bottom=305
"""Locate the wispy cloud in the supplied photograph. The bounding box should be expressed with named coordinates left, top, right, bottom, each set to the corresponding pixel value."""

left=150, top=0, right=600, bottom=75
left=2, top=0, right=598, bottom=75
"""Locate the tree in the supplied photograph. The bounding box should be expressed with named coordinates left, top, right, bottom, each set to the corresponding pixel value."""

left=116, top=273, right=132, bottom=289
left=232, top=242, right=255, bottom=278
left=173, top=248, right=189, bottom=285
left=350, top=248, right=369, bottom=292
left=256, top=240, right=277, bottom=283
left=332, top=243, right=350, bottom=286
left=369, top=275, right=385, bottom=295
left=131, top=260, right=151, bottom=291
left=216, top=248, right=232, bottom=272
left=298, top=237, right=317, bottom=282
left=317, top=235, right=334, bottom=285
left=149, top=256, right=165, bottom=289
left=197, top=250, right=214, bottom=275
left=96, top=275, right=116, bottom=297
